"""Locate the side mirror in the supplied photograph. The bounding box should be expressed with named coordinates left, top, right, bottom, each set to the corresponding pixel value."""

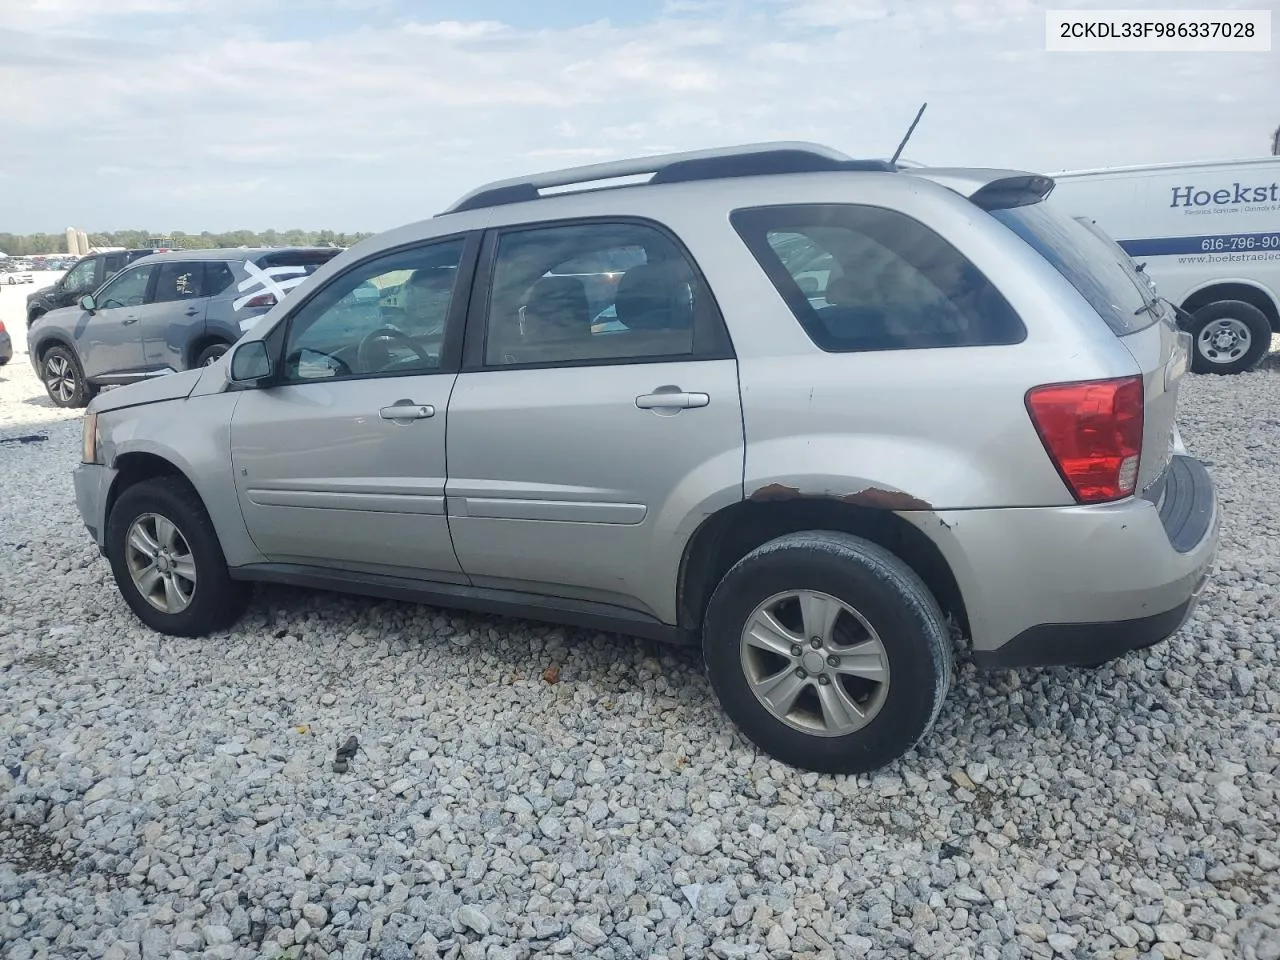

left=79, top=294, right=96, bottom=313
left=228, top=340, right=273, bottom=384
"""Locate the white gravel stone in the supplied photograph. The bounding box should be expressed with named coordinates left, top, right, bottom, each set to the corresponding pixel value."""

left=570, top=917, right=607, bottom=947
left=1, top=301, right=1278, bottom=960
left=684, top=824, right=719, bottom=855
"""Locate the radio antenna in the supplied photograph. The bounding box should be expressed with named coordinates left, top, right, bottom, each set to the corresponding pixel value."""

left=890, top=102, right=927, bottom=166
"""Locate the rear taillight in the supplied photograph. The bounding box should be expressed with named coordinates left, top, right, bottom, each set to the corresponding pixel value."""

left=1025, top=376, right=1144, bottom=504
left=243, top=293, right=277, bottom=309
left=0, top=320, right=6, bottom=333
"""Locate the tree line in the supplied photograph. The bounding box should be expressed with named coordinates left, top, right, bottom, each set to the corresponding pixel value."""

left=0, top=229, right=374, bottom=257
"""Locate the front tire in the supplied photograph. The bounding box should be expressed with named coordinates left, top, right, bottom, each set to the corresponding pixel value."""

left=105, top=477, right=252, bottom=637
left=1187, top=300, right=1272, bottom=375
left=41, top=345, right=97, bottom=408
left=703, top=531, right=952, bottom=775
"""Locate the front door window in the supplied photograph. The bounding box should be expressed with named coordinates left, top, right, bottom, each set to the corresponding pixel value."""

left=96, top=265, right=154, bottom=310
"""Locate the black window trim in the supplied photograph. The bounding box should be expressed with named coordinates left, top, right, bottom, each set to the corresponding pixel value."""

left=263, top=230, right=482, bottom=388
left=730, top=201, right=1028, bottom=354
left=460, top=214, right=735, bottom=374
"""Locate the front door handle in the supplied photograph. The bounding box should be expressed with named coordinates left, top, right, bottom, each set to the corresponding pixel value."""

left=184, top=308, right=200, bottom=317
left=379, top=400, right=435, bottom=421
left=636, top=390, right=710, bottom=410
left=122, top=315, right=139, bottom=325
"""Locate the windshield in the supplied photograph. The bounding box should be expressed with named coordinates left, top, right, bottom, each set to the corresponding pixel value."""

left=990, top=203, right=1158, bottom=336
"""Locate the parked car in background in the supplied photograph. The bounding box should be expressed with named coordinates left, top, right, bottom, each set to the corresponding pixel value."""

left=0, top=320, right=11, bottom=366
left=1047, top=156, right=1280, bottom=374
left=4, top=269, right=35, bottom=285
left=25, top=249, right=154, bottom=326
left=28, top=246, right=340, bottom=407
left=71, top=142, right=1218, bottom=774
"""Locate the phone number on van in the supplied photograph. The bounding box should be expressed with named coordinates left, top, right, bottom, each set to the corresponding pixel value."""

left=1119, top=232, right=1280, bottom=257
left=1202, top=234, right=1280, bottom=252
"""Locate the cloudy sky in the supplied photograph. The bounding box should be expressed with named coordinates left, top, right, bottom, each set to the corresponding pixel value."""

left=1, top=0, right=1276, bottom=233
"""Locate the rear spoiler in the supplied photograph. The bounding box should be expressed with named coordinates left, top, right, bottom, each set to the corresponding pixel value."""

left=969, top=175, right=1056, bottom=210
left=904, top=168, right=1056, bottom=211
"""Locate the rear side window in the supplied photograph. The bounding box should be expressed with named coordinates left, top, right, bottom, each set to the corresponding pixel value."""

left=203, top=262, right=235, bottom=296
left=990, top=204, right=1153, bottom=335
left=731, top=204, right=1025, bottom=352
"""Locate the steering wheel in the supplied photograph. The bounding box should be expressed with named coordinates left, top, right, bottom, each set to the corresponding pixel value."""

left=357, top=326, right=434, bottom=372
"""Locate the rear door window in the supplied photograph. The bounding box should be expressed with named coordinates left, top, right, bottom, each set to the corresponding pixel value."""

left=990, top=204, right=1155, bottom=335
left=480, top=220, right=730, bottom=367
left=731, top=204, right=1025, bottom=352
left=152, top=263, right=206, bottom=303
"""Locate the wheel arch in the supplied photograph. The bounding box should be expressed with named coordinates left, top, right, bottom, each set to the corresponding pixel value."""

left=677, top=497, right=969, bottom=641
left=105, top=452, right=202, bottom=534
left=32, top=333, right=75, bottom=364
left=1180, top=280, right=1280, bottom=331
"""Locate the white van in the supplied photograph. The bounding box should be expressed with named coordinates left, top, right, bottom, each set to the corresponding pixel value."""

left=1046, top=156, right=1280, bottom=374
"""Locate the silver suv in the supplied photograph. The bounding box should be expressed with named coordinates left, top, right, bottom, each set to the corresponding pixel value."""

left=72, top=143, right=1220, bottom=773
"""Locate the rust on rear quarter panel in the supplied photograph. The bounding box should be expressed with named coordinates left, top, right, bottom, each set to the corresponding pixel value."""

left=749, top=483, right=932, bottom=511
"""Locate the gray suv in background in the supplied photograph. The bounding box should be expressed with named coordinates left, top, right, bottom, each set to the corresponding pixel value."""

left=25, top=249, right=154, bottom=327
left=71, top=143, right=1219, bottom=773
left=28, top=247, right=340, bottom=407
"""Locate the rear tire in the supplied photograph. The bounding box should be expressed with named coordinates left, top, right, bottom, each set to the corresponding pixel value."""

left=41, top=345, right=97, bottom=408
left=105, top=477, right=252, bottom=637
left=1187, top=300, right=1272, bottom=375
left=702, top=531, right=952, bottom=775
left=194, top=342, right=230, bottom=367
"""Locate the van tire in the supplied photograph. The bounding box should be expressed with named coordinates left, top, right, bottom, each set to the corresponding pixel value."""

left=1187, top=300, right=1272, bottom=375
left=702, top=531, right=952, bottom=775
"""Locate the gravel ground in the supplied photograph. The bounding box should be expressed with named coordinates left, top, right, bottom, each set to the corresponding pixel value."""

left=2, top=294, right=1279, bottom=960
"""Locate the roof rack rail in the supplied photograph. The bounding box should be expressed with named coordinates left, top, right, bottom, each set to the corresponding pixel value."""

left=440, top=141, right=898, bottom=215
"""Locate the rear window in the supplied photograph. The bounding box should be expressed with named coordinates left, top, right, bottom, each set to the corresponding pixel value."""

left=990, top=204, right=1154, bottom=335
left=731, top=204, right=1025, bottom=352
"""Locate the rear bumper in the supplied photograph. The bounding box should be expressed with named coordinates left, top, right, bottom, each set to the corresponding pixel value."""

left=974, top=571, right=1209, bottom=670
left=905, top=455, right=1219, bottom=669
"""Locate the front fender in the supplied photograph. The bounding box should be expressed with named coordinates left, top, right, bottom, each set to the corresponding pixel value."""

left=99, top=393, right=264, bottom=567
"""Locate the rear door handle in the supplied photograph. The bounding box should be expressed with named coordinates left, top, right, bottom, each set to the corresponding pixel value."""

left=184, top=308, right=200, bottom=317
left=636, top=391, right=710, bottom=410
left=379, top=400, right=435, bottom=421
